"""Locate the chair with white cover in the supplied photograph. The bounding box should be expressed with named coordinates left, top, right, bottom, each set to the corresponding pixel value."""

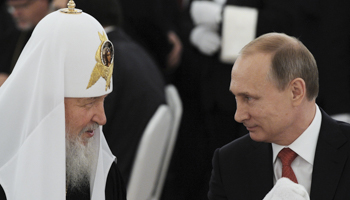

left=127, top=104, right=172, bottom=200
left=127, top=85, right=183, bottom=200
left=152, top=84, right=183, bottom=200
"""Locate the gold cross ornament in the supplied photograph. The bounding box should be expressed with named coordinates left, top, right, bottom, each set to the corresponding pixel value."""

left=86, top=32, right=114, bottom=91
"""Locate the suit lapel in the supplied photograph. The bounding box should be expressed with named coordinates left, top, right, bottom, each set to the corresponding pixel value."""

left=245, top=142, right=274, bottom=199
left=310, top=110, right=348, bottom=199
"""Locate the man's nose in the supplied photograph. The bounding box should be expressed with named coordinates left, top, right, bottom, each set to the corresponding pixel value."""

left=9, top=7, right=21, bottom=18
left=92, top=103, right=107, bottom=126
left=234, top=103, right=249, bottom=123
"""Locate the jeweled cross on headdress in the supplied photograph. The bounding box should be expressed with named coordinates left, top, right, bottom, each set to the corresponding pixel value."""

left=86, top=32, right=114, bottom=91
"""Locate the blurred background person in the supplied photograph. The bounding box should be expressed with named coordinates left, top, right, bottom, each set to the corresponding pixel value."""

left=160, top=1, right=214, bottom=199
left=295, top=0, right=350, bottom=123
left=119, top=0, right=183, bottom=82
left=0, top=0, right=52, bottom=86
left=0, top=0, right=16, bottom=86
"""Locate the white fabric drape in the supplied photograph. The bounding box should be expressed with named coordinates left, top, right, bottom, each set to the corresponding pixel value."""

left=0, top=10, right=114, bottom=200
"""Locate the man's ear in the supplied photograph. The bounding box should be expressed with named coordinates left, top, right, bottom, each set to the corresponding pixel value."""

left=290, top=78, right=306, bottom=106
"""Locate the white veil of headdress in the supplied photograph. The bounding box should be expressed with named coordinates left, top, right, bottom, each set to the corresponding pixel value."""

left=0, top=9, right=115, bottom=200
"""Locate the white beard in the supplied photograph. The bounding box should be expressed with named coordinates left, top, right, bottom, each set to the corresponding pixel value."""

left=65, top=125, right=98, bottom=192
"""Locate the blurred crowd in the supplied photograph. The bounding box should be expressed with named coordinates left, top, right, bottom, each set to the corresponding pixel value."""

left=0, top=0, right=349, bottom=199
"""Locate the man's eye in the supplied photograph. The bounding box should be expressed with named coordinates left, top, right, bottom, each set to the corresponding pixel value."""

left=83, top=101, right=95, bottom=107
left=245, top=96, right=252, bottom=101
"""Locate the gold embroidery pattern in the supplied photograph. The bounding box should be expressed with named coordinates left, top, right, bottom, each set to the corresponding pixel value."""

left=86, top=32, right=114, bottom=91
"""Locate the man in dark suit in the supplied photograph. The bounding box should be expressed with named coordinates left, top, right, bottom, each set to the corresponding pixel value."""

left=178, top=1, right=299, bottom=198
left=208, top=32, right=350, bottom=199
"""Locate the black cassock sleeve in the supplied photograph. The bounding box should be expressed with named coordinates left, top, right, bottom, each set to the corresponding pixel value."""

left=0, top=185, right=5, bottom=200
left=105, top=161, right=127, bottom=200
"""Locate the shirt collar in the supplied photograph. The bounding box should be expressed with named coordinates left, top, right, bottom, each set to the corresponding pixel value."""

left=272, top=104, right=321, bottom=165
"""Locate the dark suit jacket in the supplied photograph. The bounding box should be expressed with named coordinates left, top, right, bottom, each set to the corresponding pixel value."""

left=208, top=109, right=350, bottom=200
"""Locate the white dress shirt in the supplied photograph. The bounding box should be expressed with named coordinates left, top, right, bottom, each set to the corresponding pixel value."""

left=272, top=104, right=322, bottom=194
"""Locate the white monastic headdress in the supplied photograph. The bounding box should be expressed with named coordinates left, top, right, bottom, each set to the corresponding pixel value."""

left=0, top=1, right=115, bottom=199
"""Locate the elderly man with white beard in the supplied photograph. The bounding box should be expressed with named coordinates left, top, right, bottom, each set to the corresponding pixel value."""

left=0, top=1, right=126, bottom=199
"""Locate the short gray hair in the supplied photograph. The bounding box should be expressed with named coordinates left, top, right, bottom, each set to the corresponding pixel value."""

left=240, top=32, right=319, bottom=100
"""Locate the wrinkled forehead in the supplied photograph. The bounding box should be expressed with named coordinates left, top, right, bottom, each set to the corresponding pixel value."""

left=230, top=58, right=274, bottom=99
left=232, top=53, right=271, bottom=75
left=65, top=94, right=108, bottom=103
left=231, top=53, right=272, bottom=88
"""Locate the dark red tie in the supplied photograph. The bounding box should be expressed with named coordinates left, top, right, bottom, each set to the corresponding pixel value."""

left=278, top=148, right=298, bottom=183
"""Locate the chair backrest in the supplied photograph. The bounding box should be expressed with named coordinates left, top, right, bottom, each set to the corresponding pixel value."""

left=127, top=104, right=172, bottom=200
left=127, top=84, right=182, bottom=200
left=152, top=84, right=183, bottom=200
